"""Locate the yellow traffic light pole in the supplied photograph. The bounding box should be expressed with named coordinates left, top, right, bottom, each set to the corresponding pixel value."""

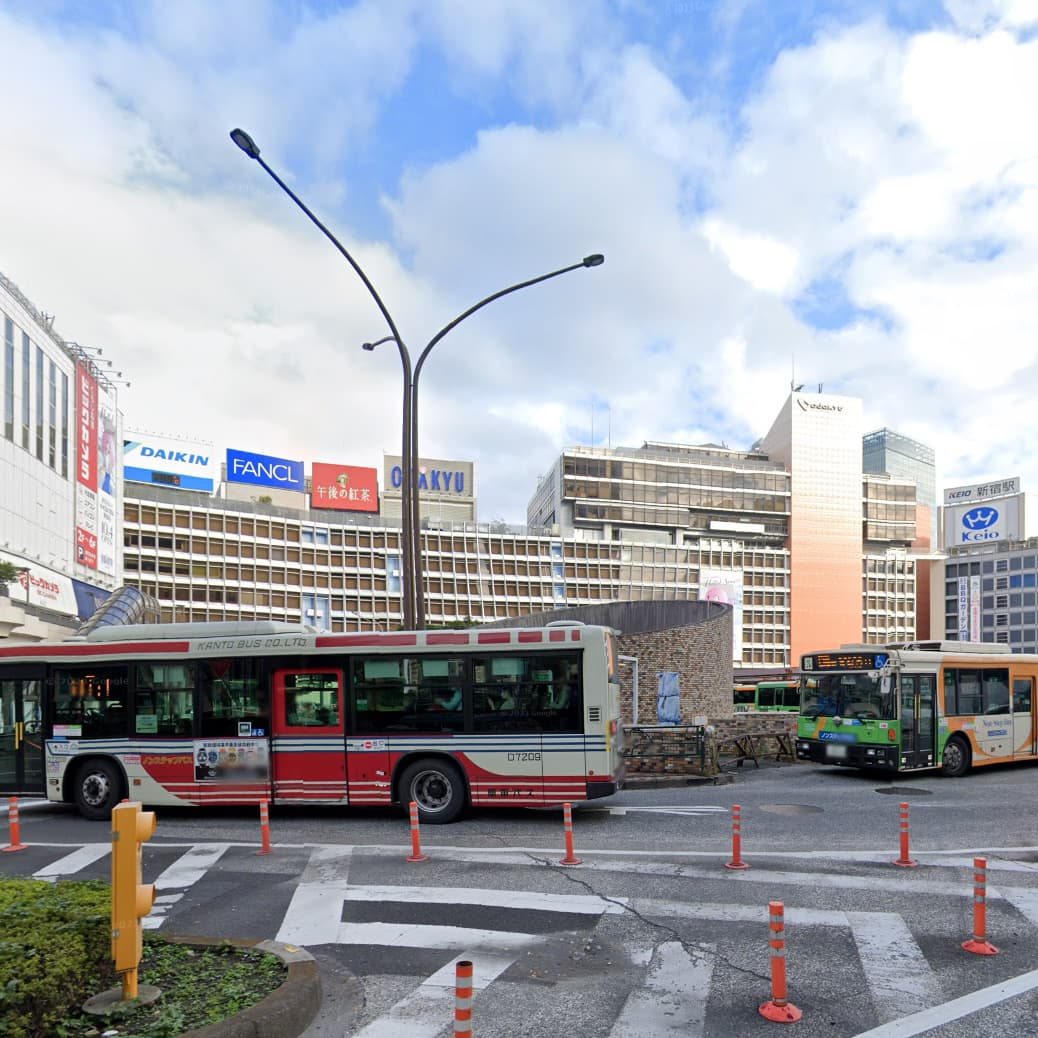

left=111, top=802, right=156, bottom=1001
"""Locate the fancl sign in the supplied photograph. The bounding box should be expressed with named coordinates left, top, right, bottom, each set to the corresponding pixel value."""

left=227, top=448, right=304, bottom=491
left=124, top=433, right=217, bottom=493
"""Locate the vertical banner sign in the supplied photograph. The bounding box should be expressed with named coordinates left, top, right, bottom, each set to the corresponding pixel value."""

left=75, top=363, right=99, bottom=570
left=970, top=575, right=982, bottom=642
left=96, top=384, right=119, bottom=577
left=698, top=567, right=745, bottom=661
left=958, top=576, right=970, bottom=641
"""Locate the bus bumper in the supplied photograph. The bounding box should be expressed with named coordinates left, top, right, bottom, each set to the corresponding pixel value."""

left=796, top=740, right=898, bottom=769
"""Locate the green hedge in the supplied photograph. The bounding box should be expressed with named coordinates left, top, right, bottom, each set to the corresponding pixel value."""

left=0, top=879, right=113, bottom=1037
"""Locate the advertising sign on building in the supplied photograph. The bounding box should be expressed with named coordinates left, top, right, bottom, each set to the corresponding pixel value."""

left=74, top=363, right=99, bottom=570
left=226, top=448, right=304, bottom=492
left=0, top=551, right=79, bottom=616
left=124, top=433, right=217, bottom=493
left=942, top=494, right=1023, bottom=549
left=384, top=456, right=474, bottom=499
left=311, top=462, right=378, bottom=512
left=698, top=567, right=745, bottom=661
left=944, top=477, right=1020, bottom=506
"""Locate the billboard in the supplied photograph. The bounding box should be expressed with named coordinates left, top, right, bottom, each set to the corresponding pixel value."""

left=698, top=567, right=745, bottom=661
left=311, top=462, right=378, bottom=512
left=226, top=448, right=304, bottom=492
left=124, top=433, right=217, bottom=493
left=943, top=494, right=1023, bottom=549
left=75, top=363, right=99, bottom=571
left=0, top=552, right=79, bottom=616
left=944, top=477, right=1019, bottom=506
left=384, top=456, right=474, bottom=499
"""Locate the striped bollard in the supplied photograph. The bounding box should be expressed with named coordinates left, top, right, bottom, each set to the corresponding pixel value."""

left=892, top=801, right=918, bottom=868
left=724, top=804, right=749, bottom=870
left=559, top=802, right=582, bottom=866
left=406, top=801, right=428, bottom=862
left=454, top=959, right=473, bottom=1037
left=257, top=799, right=271, bottom=855
left=962, top=857, right=999, bottom=955
left=3, top=797, right=27, bottom=853
left=759, top=901, right=802, bottom=1023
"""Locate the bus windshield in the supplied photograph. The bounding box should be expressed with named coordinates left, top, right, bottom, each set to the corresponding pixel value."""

left=800, top=671, right=896, bottom=720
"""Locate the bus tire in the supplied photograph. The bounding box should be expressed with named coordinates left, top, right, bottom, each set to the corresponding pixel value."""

left=398, top=758, right=466, bottom=825
left=73, top=758, right=124, bottom=820
left=941, top=737, right=971, bottom=778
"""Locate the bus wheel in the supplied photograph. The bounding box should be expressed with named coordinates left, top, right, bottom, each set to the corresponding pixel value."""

left=73, top=759, right=123, bottom=820
left=941, top=737, right=971, bottom=778
left=399, top=759, right=466, bottom=824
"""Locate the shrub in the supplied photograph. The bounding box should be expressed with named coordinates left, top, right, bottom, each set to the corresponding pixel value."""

left=0, top=880, right=113, bottom=1038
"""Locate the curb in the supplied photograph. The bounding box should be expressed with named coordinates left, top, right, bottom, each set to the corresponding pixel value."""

left=170, top=936, right=322, bottom=1038
left=624, top=773, right=733, bottom=788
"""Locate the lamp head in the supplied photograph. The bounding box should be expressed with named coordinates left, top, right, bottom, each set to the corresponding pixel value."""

left=582, top=254, right=605, bottom=267
left=230, top=128, right=261, bottom=159
left=361, top=342, right=377, bottom=352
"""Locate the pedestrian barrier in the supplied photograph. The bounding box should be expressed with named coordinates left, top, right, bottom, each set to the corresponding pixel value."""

left=406, top=801, right=429, bottom=862
left=454, top=959, right=473, bottom=1037
left=559, top=802, right=582, bottom=866
left=2, top=796, right=27, bottom=853
left=724, top=803, right=749, bottom=870
left=962, top=856, right=999, bottom=955
left=759, top=901, right=802, bottom=1023
left=893, top=800, right=918, bottom=867
left=258, top=799, right=272, bottom=855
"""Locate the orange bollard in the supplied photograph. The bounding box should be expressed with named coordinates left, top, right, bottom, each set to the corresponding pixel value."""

left=257, top=799, right=271, bottom=855
left=453, top=959, right=473, bottom=1037
left=559, top=802, right=582, bottom=866
left=406, top=801, right=428, bottom=862
left=759, top=901, right=803, bottom=1023
left=3, top=797, right=27, bottom=853
left=724, top=804, right=750, bottom=870
left=962, top=857, right=999, bottom=955
left=893, top=800, right=918, bottom=867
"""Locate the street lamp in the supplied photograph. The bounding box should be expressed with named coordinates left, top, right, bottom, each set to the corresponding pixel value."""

left=229, top=128, right=417, bottom=629
left=366, top=252, right=605, bottom=628
left=231, top=128, right=604, bottom=629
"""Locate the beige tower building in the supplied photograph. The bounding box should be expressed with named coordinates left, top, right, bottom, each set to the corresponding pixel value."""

left=759, top=392, right=865, bottom=662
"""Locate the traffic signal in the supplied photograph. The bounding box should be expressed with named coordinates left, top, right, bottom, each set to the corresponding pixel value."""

left=111, top=801, right=156, bottom=993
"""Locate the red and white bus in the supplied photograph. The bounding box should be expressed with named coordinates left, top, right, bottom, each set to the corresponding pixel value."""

left=0, top=620, right=624, bottom=823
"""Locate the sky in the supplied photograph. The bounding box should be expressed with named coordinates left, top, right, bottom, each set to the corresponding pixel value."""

left=1, top=0, right=1037, bottom=523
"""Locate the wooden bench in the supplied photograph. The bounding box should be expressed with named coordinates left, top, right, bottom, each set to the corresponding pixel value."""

left=716, top=731, right=795, bottom=770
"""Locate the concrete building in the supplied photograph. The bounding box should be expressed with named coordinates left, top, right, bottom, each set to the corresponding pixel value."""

left=0, top=272, right=121, bottom=640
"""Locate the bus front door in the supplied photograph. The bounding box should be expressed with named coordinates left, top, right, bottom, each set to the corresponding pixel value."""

left=0, top=667, right=46, bottom=796
left=900, top=673, right=936, bottom=769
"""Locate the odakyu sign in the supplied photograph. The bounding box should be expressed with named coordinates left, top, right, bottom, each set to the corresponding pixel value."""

left=383, top=456, right=475, bottom=499
left=227, top=448, right=305, bottom=491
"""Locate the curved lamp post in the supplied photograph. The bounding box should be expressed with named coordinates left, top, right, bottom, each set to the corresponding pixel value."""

left=230, top=128, right=417, bottom=629
left=231, top=128, right=605, bottom=629
left=367, top=253, right=604, bottom=628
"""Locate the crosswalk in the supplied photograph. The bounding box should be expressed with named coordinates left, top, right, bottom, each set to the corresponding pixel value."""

left=6, top=839, right=1038, bottom=1037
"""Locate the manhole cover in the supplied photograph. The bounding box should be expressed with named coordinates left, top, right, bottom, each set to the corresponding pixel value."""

left=874, top=786, right=933, bottom=796
left=757, top=804, right=824, bottom=815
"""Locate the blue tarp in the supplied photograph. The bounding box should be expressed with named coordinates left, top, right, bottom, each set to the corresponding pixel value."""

left=656, top=671, right=681, bottom=725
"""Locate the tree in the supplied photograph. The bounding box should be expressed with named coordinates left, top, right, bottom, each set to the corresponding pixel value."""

left=0, top=561, right=20, bottom=595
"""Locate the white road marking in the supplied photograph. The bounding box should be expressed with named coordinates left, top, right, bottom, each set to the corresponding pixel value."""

left=351, top=952, right=514, bottom=1038
left=851, top=967, right=1038, bottom=1038
left=341, top=884, right=627, bottom=914
left=846, top=911, right=944, bottom=1022
left=609, top=941, right=714, bottom=1037
left=32, top=843, right=110, bottom=879
left=598, top=806, right=730, bottom=816
left=153, top=844, right=230, bottom=889
left=331, top=920, right=540, bottom=950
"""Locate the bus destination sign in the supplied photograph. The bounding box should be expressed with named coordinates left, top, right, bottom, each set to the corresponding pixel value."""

left=803, top=652, right=889, bottom=671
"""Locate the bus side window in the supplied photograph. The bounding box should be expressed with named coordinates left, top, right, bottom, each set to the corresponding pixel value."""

left=1013, top=679, right=1032, bottom=712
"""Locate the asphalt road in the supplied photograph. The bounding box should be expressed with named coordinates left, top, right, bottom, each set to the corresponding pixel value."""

left=4, top=760, right=1038, bottom=1037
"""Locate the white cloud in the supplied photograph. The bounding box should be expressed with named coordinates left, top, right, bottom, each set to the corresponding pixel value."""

left=1, top=0, right=1037, bottom=523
